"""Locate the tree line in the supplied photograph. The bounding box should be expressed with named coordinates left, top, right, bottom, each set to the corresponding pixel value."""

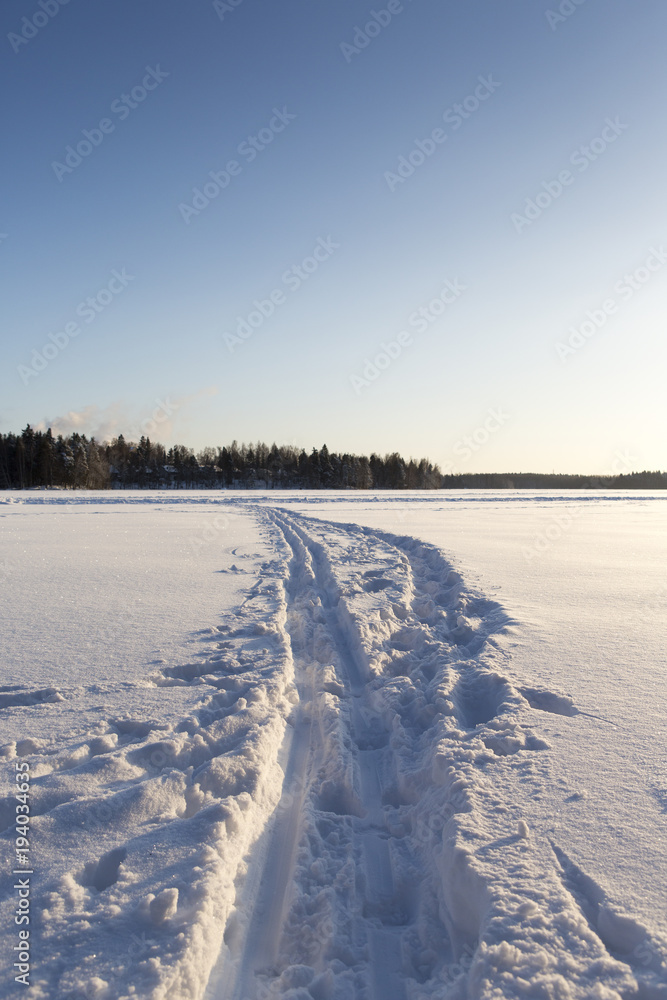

left=0, top=427, right=664, bottom=490
left=0, top=427, right=442, bottom=489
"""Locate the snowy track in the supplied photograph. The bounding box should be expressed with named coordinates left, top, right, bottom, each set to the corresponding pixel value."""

left=1, top=498, right=664, bottom=999
left=208, top=510, right=663, bottom=1000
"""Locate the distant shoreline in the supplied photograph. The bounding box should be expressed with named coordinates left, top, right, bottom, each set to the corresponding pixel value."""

left=2, top=428, right=665, bottom=490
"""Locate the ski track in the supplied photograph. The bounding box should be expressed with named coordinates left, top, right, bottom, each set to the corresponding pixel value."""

left=207, top=510, right=664, bottom=1000
left=1, top=505, right=664, bottom=999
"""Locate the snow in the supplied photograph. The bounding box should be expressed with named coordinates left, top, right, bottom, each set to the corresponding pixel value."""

left=287, top=491, right=667, bottom=949
left=0, top=490, right=665, bottom=1000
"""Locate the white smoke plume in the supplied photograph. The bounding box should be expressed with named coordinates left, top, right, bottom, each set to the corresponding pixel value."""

left=35, top=386, right=218, bottom=444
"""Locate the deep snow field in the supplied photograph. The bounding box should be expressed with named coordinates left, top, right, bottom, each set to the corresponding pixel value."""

left=0, top=490, right=665, bottom=1000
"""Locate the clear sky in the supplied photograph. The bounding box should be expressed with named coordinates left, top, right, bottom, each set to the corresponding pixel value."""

left=2, top=0, right=666, bottom=474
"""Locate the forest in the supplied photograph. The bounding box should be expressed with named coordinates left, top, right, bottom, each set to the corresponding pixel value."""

left=0, top=426, right=665, bottom=490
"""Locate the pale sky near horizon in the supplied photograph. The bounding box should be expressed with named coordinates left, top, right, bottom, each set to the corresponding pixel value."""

left=1, top=0, right=666, bottom=474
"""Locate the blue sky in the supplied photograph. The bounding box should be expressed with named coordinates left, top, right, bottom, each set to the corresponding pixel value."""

left=2, top=0, right=666, bottom=474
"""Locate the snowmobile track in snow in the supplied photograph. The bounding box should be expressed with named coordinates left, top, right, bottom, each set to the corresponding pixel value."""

left=215, top=512, right=414, bottom=998
left=208, top=509, right=664, bottom=1000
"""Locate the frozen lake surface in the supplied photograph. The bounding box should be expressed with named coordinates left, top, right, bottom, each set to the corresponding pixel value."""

left=1, top=490, right=665, bottom=999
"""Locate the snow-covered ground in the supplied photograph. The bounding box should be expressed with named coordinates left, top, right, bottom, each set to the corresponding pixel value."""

left=1, top=491, right=665, bottom=1000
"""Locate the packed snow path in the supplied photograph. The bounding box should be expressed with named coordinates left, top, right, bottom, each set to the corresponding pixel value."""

left=1, top=500, right=664, bottom=1000
left=208, top=510, right=662, bottom=1000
